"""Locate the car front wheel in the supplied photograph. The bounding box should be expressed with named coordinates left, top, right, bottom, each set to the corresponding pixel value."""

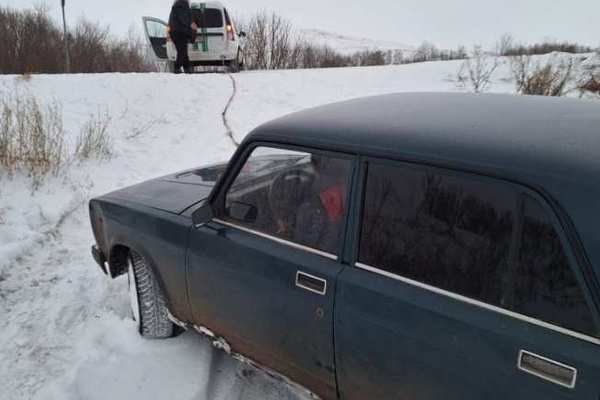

left=127, top=250, right=176, bottom=338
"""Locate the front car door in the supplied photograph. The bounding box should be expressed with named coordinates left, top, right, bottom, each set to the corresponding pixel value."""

left=187, top=144, right=356, bottom=399
left=335, top=158, right=600, bottom=399
left=142, top=17, right=170, bottom=62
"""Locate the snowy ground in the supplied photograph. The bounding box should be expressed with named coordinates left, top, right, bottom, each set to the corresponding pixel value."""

left=0, top=55, right=597, bottom=399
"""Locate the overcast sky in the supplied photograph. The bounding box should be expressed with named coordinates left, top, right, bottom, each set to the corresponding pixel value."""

left=5, top=0, right=600, bottom=49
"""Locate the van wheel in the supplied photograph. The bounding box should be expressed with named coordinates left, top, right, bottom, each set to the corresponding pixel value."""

left=228, top=51, right=243, bottom=73
left=127, top=250, right=176, bottom=338
left=166, top=61, right=176, bottom=73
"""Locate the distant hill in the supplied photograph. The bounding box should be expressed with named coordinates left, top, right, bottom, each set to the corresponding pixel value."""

left=299, top=29, right=415, bottom=57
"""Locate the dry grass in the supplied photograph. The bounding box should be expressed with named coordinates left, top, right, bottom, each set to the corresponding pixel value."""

left=0, top=93, right=65, bottom=189
left=1, top=92, right=113, bottom=190
left=512, top=56, right=573, bottom=97
left=75, top=111, right=112, bottom=161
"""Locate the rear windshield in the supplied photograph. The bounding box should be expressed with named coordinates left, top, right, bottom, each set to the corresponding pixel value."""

left=191, top=8, right=223, bottom=28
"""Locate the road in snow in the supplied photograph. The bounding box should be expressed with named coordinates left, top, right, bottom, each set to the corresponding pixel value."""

left=0, top=56, right=594, bottom=399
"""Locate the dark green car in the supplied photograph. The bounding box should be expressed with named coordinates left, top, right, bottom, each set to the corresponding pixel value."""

left=90, top=93, right=600, bottom=399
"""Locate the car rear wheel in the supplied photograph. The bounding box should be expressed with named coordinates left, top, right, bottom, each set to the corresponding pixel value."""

left=127, top=250, right=175, bottom=338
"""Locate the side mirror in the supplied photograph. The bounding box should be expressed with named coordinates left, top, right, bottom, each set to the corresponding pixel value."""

left=192, top=203, right=214, bottom=226
left=238, top=31, right=247, bottom=38
left=226, top=201, right=257, bottom=223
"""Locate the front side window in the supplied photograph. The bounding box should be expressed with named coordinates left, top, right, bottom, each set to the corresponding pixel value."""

left=359, top=162, right=515, bottom=306
left=224, top=146, right=352, bottom=255
left=146, top=20, right=167, bottom=38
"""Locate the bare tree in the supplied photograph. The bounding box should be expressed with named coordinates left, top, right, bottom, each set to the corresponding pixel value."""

left=495, top=33, right=514, bottom=56
left=0, top=5, right=150, bottom=74
left=457, top=46, right=499, bottom=93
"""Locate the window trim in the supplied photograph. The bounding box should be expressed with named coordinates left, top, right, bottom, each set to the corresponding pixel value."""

left=355, top=261, right=600, bottom=347
left=212, top=141, right=357, bottom=261
left=352, top=156, right=600, bottom=340
left=213, top=218, right=338, bottom=261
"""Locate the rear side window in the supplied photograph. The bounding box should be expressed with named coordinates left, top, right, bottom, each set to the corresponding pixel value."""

left=511, top=195, right=597, bottom=336
left=359, top=162, right=599, bottom=338
left=359, top=163, right=515, bottom=306
left=191, top=8, right=224, bottom=28
left=223, top=147, right=353, bottom=255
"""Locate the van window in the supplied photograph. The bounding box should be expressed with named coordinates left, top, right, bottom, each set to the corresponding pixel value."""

left=511, top=195, right=597, bottom=336
left=223, top=147, right=352, bottom=255
left=358, top=162, right=515, bottom=306
left=191, top=8, right=224, bottom=28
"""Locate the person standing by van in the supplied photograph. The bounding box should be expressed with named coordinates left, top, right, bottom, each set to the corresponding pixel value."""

left=169, top=0, right=198, bottom=73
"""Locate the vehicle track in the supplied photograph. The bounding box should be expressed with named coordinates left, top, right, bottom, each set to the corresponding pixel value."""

left=222, top=73, right=240, bottom=147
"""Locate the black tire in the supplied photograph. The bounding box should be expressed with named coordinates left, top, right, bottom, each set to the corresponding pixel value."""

left=128, top=251, right=175, bottom=338
left=166, top=60, right=176, bottom=73
left=228, top=50, right=243, bottom=73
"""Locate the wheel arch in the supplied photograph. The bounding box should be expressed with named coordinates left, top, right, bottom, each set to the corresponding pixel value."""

left=107, top=242, right=171, bottom=308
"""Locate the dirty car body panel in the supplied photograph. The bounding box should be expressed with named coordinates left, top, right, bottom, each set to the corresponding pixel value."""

left=89, top=93, right=600, bottom=399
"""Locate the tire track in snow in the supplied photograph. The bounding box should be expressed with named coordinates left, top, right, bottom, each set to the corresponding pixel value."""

left=0, top=197, right=86, bottom=280
left=222, top=73, right=240, bottom=147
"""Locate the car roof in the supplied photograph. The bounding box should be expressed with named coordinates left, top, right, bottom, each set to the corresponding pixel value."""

left=246, top=92, right=600, bottom=271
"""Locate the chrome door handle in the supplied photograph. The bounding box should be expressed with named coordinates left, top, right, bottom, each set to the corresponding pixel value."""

left=518, top=350, right=577, bottom=389
left=296, top=271, right=327, bottom=295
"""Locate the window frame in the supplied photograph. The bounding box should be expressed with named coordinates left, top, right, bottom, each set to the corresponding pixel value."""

left=211, top=141, right=358, bottom=261
left=351, top=156, right=600, bottom=344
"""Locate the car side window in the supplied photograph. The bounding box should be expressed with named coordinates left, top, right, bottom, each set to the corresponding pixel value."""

left=511, top=195, right=597, bottom=337
left=223, top=146, right=352, bottom=255
left=359, top=162, right=515, bottom=306
left=359, top=161, right=598, bottom=338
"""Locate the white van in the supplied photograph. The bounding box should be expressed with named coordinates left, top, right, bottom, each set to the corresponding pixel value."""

left=143, top=1, right=245, bottom=72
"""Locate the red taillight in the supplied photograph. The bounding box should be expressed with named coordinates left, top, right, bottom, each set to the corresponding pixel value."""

left=166, top=25, right=172, bottom=42
left=226, top=24, right=235, bottom=41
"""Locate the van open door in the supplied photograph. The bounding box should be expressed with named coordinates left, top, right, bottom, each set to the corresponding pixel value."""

left=142, top=17, right=169, bottom=61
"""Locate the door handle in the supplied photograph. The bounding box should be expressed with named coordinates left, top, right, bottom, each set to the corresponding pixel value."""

left=518, top=350, right=577, bottom=389
left=296, top=271, right=327, bottom=295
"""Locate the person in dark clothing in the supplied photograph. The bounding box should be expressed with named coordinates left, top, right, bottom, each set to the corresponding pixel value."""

left=169, top=0, right=197, bottom=73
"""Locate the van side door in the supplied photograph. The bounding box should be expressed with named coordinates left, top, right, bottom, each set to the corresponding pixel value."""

left=335, top=159, right=600, bottom=399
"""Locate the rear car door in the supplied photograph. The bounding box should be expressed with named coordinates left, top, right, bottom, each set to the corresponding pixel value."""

left=142, top=17, right=170, bottom=61
left=335, top=159, right=600, bottom=399
left=187, top=145, right=355, bottom=399
left=190, top=5, right=226, bottom=56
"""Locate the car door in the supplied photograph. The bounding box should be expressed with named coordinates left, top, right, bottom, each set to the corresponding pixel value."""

left=187, top=144, right=356, bottom=400
left=335, top=159, right=600, bottom=400
left=142, top=17, right=170, bottom=62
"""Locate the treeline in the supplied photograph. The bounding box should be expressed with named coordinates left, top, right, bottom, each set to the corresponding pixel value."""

left=238, top=12, right=391, bottom=69
left=502, top=42, right=594, bottom=57
left=238, top=13, right=470, bottom=70
left=496, top=34, right=595, bottom=57
left=0, top=6, right=150, bottom=74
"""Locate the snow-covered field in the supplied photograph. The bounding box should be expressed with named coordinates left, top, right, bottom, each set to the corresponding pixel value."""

left=0, top=55, right=596, bottom=399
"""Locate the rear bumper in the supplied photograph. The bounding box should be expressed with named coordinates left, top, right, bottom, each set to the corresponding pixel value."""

left=91, top=245, right=109, bottom=275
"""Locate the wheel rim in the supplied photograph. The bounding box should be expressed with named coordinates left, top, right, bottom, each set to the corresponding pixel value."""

left=127, top=257, right=141, bottom=329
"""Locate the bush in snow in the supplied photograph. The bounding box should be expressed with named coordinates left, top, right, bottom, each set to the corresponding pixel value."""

left=75, top=111, right=113, bottom=161
left=576, top=54, right=600, bottom=98
left=457, top=46, right=499, bottom=93
left=511, top=55, right=574, bottom=97
left=0, top=92, right=65, bottom=189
